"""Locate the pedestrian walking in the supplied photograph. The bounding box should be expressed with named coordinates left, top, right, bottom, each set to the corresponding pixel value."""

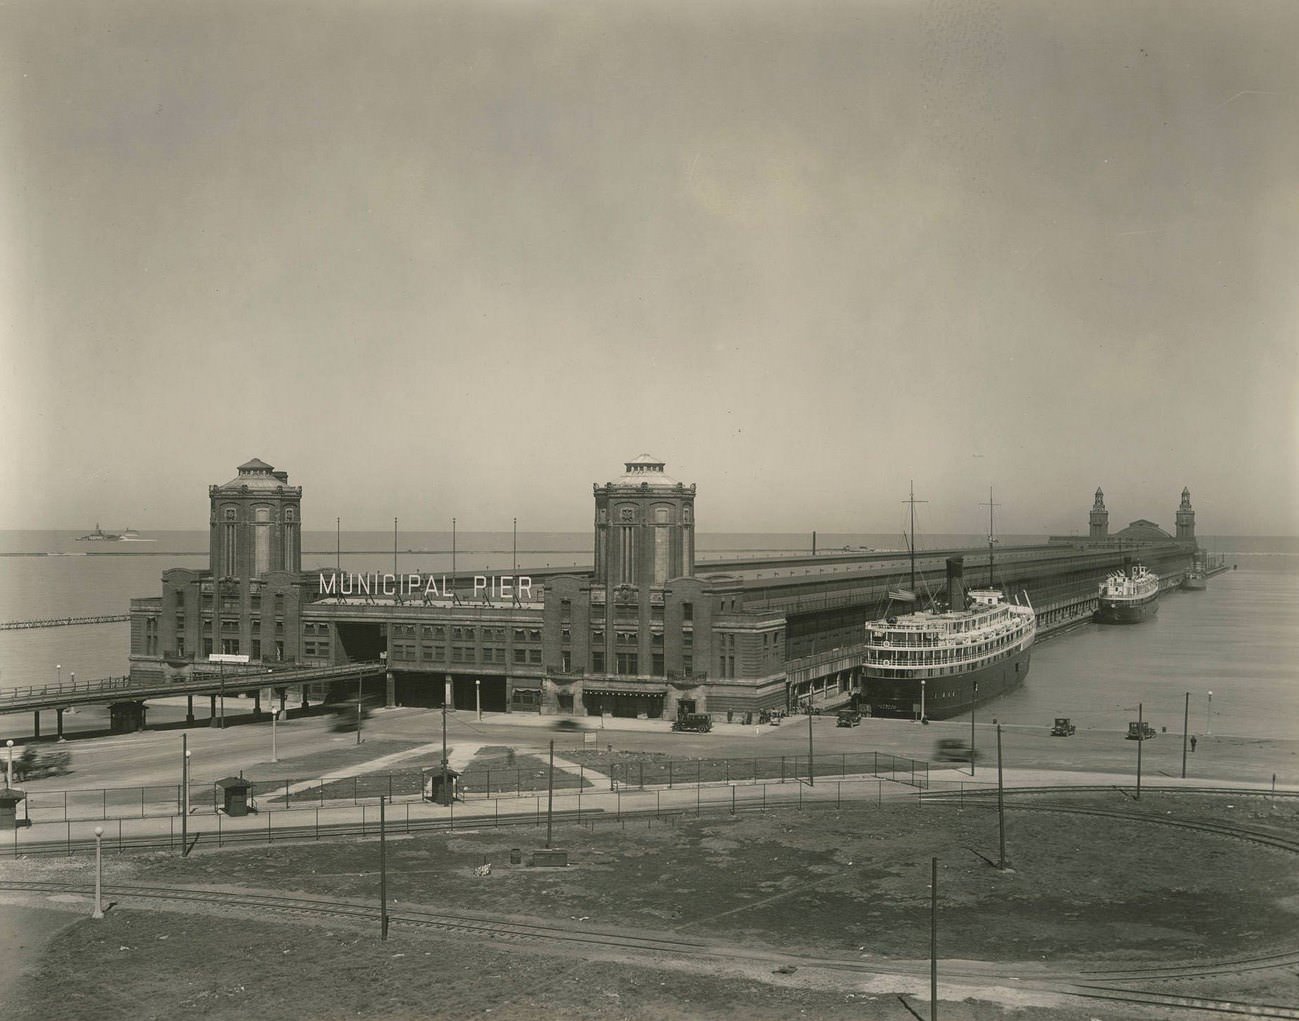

left=1190, top=735, right=1198, bottom=753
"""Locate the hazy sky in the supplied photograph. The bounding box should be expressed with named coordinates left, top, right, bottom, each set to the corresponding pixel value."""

left=3, top=0, right=1297, bottom=536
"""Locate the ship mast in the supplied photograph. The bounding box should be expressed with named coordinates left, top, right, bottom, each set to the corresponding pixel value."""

left=980, top=486, right=1000, bottom=588
left=903, top=481, right=927, bottom=595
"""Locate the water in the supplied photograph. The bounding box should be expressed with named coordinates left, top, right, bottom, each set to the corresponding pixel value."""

left=1, top=532, right=1294, bottom=740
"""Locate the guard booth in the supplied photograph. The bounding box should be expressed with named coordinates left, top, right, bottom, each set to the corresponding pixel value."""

left=0, top=788, right=27, bottom=830
left=109, top=701, right=148, bottom=734
left=421, top=766, right=461, bottom=805
left=215, top=776, right=254, bottom=816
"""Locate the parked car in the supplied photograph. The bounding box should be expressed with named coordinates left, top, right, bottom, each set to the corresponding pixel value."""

left=1126, top=721, right=1157, bottom=740
left=836, top=710, right=862, bottom=728
left=672, top=712, right=713, bottom=733
left=1050, top=717, right=1077, bottom=737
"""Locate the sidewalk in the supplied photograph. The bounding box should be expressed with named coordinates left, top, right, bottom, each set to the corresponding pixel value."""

left=6, top=760, right=1292, bottom=859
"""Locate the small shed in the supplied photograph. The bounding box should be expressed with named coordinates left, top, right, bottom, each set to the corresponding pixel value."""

left=0, top=788, right=27, bottom=830
left=215, top=776, right=254, bottom=816
left=421, top=766, right=462, bottom=805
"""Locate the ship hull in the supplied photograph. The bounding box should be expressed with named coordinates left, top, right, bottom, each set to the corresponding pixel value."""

left=1095, top=593, right=1159, bottom=624
left=1181, top=575, right=1207, bottom=591
left=864, top=646, right=1032, bottom=720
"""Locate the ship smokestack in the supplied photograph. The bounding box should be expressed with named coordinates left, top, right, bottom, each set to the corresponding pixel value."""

left=946, top=556, right=965, bottom=611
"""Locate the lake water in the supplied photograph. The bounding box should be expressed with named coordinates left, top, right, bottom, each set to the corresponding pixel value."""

left=1, top=531, right=1294, bottom=741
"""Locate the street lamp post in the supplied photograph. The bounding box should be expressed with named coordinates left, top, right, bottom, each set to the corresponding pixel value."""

left=1206, top=690, right=1213, bottom=736
left=219, top=661, right=225, bottom=729
left=970, top=681, right=978, bottom=776
left=92, top=826, right=105, bottom=919
left=920, top=679, right=926, bottom=722
left=57, top=664, right=62, bottom=687
left=5, top=739, right=12, bottom=788
left=271, top=703, right=279, bottom=763
left=475, top=679, right=481, bottom=722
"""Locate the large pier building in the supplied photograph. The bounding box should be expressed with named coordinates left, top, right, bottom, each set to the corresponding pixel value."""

left=129, top=459, right=1199, bottom=720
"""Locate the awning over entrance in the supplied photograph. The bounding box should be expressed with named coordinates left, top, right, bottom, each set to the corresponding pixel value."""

left=583, top=685, right=668, bottom=697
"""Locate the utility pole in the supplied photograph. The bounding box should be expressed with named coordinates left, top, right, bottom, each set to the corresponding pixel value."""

left=1136, top=701, right=1144, bottom=800
left=441, top=676, right=450, bottom=806
left=180, top=734, right=188, bottom=856
left=807, top=710, right=814, bottom=786
left=930, top=856, right=938, bottom=1021
left=379, top=795, right=389, bottom=940
left=969, top=681, right=978, bottom=777
left=356, top=671, right=363, bottom=746
left=1181, top=691, right=1189, bottom=779
left=996, top=724, right=1006, bottom=869
left=546, top=739, right=555, bottom=849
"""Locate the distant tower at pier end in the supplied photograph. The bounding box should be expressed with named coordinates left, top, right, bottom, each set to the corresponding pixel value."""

left=592, top=454, right=696, bottom=588
left=1176, top=487, right=1196, bottom=545
left=209, top=458, right=302, bottom=579
left=1089, top=487, right=1109, bottom=539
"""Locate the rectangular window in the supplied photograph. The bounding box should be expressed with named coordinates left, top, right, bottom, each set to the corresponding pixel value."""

left=560, top=599, right=571, bottom=619
left=513, top=648, right=527, bottom=664
left=252, top=639, right=262, bottom=660
left=652, top=653, right=664, bottom=676
left=560, top=651, right=571, bottom=671
left=528, top=649, right=542, bottom=664
left=682, top=602, right=693, bottom=621
left=560, top=627, right=571, bottom=643
left=616, top=652, right=638, bottom=675
left=592, top=650, right=605, bottom=673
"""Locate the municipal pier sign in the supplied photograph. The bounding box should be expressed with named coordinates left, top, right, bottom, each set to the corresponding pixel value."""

left=318, top=572, right=533, bottom=600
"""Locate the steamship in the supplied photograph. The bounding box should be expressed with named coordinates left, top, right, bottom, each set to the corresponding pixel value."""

left=862, top=555, right=1036, bottom=719
left=1095, top=563, right=1160, bottom=623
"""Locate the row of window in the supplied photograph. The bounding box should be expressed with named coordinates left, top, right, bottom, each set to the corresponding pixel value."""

left=385, top=624, right=541, bottom=643
left=388, top=644, right=545, bottom=666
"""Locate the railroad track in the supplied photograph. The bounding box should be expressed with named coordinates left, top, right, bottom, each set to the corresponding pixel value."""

left=6, top=793, right=1298, bottom=1017
left=3, top=874, right=1297, bottom=1018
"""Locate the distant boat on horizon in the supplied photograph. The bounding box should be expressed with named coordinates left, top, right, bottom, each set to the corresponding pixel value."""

left=76, top=525, right=153, bottom=542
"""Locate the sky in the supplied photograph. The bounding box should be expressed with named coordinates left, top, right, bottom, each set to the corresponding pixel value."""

left=2, top=0, right=1297, bottom=537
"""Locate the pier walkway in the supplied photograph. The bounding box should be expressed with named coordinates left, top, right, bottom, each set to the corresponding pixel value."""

left=0, top=614, right=129, bottom=631
left=0, top=661, right=388, bottom=714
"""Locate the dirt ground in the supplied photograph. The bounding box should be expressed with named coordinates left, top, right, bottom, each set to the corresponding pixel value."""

left=5, top=791, right=1299, bottom=1020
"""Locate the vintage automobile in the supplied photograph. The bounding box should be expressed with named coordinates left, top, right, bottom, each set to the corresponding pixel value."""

left=12, top=746, right=72, bottom=782
left=1050, top=717, right=1077, bottom=737
left=672, top=712, right=713, bottom=733
left=934, top=738, right=980, bottom=763
left=836, top=710, right=862, bottom=728
left=1126, top=721, right=1157, bottom=740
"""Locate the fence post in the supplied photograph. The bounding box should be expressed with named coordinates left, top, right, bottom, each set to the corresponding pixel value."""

left=781, top=756, right=785, bottom=784
left=669, top=761, right=673, bottom=789
left=102, top=789, right=107, bottom=820
left=353, top=777, right=358, bottom=806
